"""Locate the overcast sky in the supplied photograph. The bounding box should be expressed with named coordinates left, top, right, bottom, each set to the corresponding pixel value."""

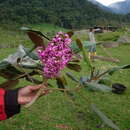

left=96, top=0, right=125, bottom=6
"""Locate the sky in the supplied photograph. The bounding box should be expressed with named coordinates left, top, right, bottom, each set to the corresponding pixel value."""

left=95, top=0, right=125, bottom=6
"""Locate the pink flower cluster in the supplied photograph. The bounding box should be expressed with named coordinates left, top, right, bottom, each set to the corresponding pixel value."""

left=37, top=32, right=72, bottom=78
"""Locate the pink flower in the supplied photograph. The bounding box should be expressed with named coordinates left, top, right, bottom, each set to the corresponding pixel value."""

left=37, top=32, right=72, bottom=78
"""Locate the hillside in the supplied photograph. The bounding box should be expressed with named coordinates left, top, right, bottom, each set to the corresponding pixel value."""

left=88, top=0, right=111, bottom=12
left=109, top=0, right=130, bottom=14
left=0, top=0, right=129, bottom=28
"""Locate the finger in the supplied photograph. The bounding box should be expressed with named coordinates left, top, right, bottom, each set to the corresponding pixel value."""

left=29, top=85, right=41, bottom=91
left=42, top=89, right=52, bottom=95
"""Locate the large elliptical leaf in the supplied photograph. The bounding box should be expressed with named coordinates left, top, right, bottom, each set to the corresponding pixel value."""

left=56, top=76, right=68, bottom=92
left=18, top=56, right=43, bottom=71
left=80, top=76, right=90, bottom=85
left=0, top=45, right=41, bottom=80
left=27, top=30, right=50, bottom=41
left=98, top=77, right=112, bottom=86
left=27, top=31, right=45, bottom=49
left=56, top=75, right=74, bottom=98
left=0, top=80, right=19, bottom=90
left=3, top=45, right=26, bottom=65
left=3, top=45, right=41, bottom=70
left=21, top=27, right=50, bottom=49
left=0, top=61, right=10, bottom=70
left=91, top=104, right=120, bottom=130
left=26, top=76, right=43, bottom=84
left=23, top=47, right=39, bottom=60
left=0, top=61, right=24, bottom=79
left=82, top=81, right=112, bottom=92
left=67, top=63, right=81, bottom=72
left=76, top=39, right=83, bottom=49
left=108, top=65, right=130, bottom=75
left=21, top=28, right=51, bottom=56
left=98, top=65, right=130, bottom=78
left=66, top=72, right=79, bottom=83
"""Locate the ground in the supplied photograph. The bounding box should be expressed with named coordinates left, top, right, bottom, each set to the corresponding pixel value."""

left=0, top=25, right=130, bottom=130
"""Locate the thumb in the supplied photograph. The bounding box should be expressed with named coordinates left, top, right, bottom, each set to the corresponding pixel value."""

left=18, top=97, right=32, bottom=105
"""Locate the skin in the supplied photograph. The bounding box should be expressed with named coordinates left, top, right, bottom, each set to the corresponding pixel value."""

left=18, top=85, right=49, bottom=105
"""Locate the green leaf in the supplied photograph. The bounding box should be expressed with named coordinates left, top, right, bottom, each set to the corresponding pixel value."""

left=0, top=45, right=41, bottom=79
left=83, top=82, right=112, bottom=92
left=4, top=45, right=41, bottom=69
left=71, top=59, right=80, bottom=63
left=0, top=80, right=19, bottom=90
left=122, top=65, right=130, bottom=69
left=23, top=47, right=39, bottom=60
left=56, top=76, right=75, bottom=98
left=66, top=72, right=79, bottom=83
left=103, top=65, right=130, bottom=76
left=56, top=76, right=67, bottom=91
left=76, top=39, right=83, bottom=49
left=18, top=57, right=43, bottom=71
left=3, top=45, right=26, bottom=65
left=0, top=62, right=24, bottom=79
left=20, top=64, right=40, bottom=69
left=0, top=61, right=10, bottom=70
left=26, top=77, right=42, bottom=84
left=80, top=76, right=90, bottom=85
left=91, top=104, right=120, bottom=130
left=67, top=63, right=81, bottom=72
left=98, top=78, right=111, bottom=86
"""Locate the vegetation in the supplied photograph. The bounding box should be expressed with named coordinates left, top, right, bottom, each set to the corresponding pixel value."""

left=96, top=32, right=122, bottom=42
left=0, top=24, right=68, bottom=48
left=0, top=25, right=130, bottom=129
left=0, top=0, right=130, bottom=29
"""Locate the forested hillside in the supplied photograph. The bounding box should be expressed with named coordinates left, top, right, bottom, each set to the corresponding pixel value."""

left=0, top=0, right=129, bottom=28
left=109, top=0, right=130, bottom=14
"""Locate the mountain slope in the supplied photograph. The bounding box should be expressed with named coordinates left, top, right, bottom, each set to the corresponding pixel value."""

left=0, top=0, right=129, bottom=28
left=88, top=0, right=111, bottom=12
left=109, top=0, right=130, bottom=14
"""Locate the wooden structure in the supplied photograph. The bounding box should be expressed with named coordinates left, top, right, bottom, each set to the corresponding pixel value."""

left=89, top=26, right=119, bottom=33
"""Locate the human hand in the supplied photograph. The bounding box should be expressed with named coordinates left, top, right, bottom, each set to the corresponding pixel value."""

left=18, top=85, right=49, bottom=105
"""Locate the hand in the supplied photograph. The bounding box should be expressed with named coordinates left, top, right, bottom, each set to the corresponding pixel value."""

left=18, top=85, right=49, bottom=105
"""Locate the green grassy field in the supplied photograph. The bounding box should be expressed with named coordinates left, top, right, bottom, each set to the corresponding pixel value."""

left=0, top=25, right=130, bottom=130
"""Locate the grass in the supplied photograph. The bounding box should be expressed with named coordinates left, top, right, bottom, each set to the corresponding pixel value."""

left=0, top=25, right=130, bottom=130
left=96, top=31, right=123, bottom=42
left=29, top=23, right=68, bottom=32
left=0, top=23, right=68, bottom=48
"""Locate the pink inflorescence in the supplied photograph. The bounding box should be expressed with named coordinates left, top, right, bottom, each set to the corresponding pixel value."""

left=37, top=32, right=72, bottom=78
